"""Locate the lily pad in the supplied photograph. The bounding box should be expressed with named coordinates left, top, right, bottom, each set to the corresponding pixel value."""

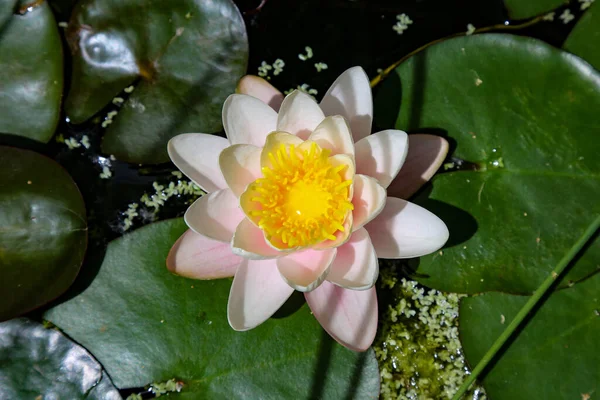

left=374, top=34, right=600, bottom=294
left=0, top=318, right=121, bottom=399
left=45, top=219, right=380, bottom=399
left=459, top=272, right=600, bottom=399
left=64, top=0, right=248, bottom=164
left=0, top=147, right=87, bottom=321
left=0, top=1, right=63, bottom=142
left=503, top=0, right=566, bottom=19
left=563, top=2, right=600, bottom=71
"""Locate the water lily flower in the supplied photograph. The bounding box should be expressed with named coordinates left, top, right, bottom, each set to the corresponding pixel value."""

left=166, top=67, right=449, bottom=351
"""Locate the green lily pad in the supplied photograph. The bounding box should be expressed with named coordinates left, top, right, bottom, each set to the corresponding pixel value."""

left=503, top=0, right=566, bottom=19
left=563, top=2, right=600, bottom=71
left=0, top=1, right=63, bottom=143
left=0, top=147, right=87, bottom=321
left=64, top=0, right=248, bottom=164
left=459, top=272, right=600, bottom=399
left=0, top=318, right=121, bottom=399
left=374, top=33, right=600, bottom=294
left=45, top=219, right=380, bottom=399
left=0, top=0, right=16, bottom=28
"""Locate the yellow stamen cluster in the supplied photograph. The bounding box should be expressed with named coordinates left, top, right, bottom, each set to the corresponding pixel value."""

left=244, top=142, right=353, bottom=249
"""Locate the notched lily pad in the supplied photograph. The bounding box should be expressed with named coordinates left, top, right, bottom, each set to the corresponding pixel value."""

left=0, top=0, right=63, bottom=142
left=45, top=219, right=380, bottom=399
left=0, top=318, right=121, bottom=399
left=459, top=272, right=600, bottom=399
left=64, top=0, right=248, bottom=164
left=503, top=0, right=567, bottom=19
left=563, top=2, right=600, bottom=71
left=0, top=146, right=87, bottom=321
left=375, top=34, right=600, bottom=294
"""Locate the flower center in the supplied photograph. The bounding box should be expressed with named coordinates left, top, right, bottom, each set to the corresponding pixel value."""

left=244, top=142, right=353, bottom=249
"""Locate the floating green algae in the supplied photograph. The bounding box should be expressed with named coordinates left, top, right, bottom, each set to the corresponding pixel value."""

left=375, top=264, right=486, bottom=400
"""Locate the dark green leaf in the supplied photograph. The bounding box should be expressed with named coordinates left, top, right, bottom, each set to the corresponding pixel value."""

left=459, top=272, right=600, bottom=399
left=0, top=1, right=63, bottom=142
left=563, top=2, right=600, bottom=71
left=0, top=147, right=87, bottom=321
left=64, top=0, right=248, bottom=164
left=374, top=34, right=600, bottom=294
left=503, top=0, right=566, bottom=19
left=45, top=219, right=380, bottom=399
left=0, top=318, right=121, bottom=399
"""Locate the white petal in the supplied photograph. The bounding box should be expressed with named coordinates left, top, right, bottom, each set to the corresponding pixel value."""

left=388, top=134, right=449, bottom=199
left=223, top=94, right=278, bottom=146
left=277, top=90, right=325, bottom=140
left=365, top=197, right=449, bottom=258
left=219, top=144, right=262, bottom=197
left=320, top=66, right=373, bottom=142
left=308, top=115, right=355, bottom=157
left=276, top=248, right=337, bottom=292
left=305, top=282, right=378, bottom=352
left=166, top=229, right=241, bottom=279
left=236, top=75, right=284, bottom=111
left=184, top=189, right=244, bottom=243
left=327, top=228, right=378, bottom=290
left=231, top=218, right=281, bottom=259
left=355, top=129, right=408, bottom=188
left=167, top=134, right=228, bottom=193
left=228, top=259, right=294, bottom=331
left=351, top=174, right=387, bottom=231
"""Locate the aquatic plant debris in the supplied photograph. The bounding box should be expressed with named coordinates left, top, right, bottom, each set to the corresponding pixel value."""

left=559, top=9, right=575, bottom=24
left=393, top=14, right=413, bottom=35
left=375, top=265, right=486, bottom=399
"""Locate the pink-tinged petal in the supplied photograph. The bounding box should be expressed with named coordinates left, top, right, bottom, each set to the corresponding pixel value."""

left=231, top=218, right=281, bottom=259
left=308, top=115, right=355, bottom=157
left=167, top=134, right=228, bottom=193
left=236, top=75, right=284, bottom=111
left=366, top=197, right=449, bottom=258
left=352, top=174, right=386, bottom=231
left=319, top=66, right=373, bottom=142
left=222, top=94, right=278, bottom=146
left=305, top=282, right=378, bottom=352
left=228, top=259, right=294, bottom=331
left=184, top=189, right=244, bottom=243
left=166, top=229, right=241, bottom=279
left=260, top=131, right=304, bottom=169
left=327, top=228, right=378, bottom=290
left=276, top=248, right=337, bottom=292
left=355, top=129, right=408, bottom=188
left=219, top=144, right=262, bottom=197
left=277, top=90, right=325, bottom=140
left=388, top=134, right=449, bottom=199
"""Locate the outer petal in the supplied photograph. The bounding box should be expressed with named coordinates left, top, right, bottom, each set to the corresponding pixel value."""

left=219, top=144, right=262, bottom=197
left=354, top=129, right=408, bottom=188
left=319, top=66, right=373, bottom=142
left=308, top=115, right=355, bottom=157
left=277, top=90, right=325, bottom=140
left=166, top=229, right=241, bottom=279
left=236, top=75, right=284, bottom=111
left=184, top=189, right=244, bottom=243
left=305, top=282, right=378, bottom=352
left=167, top=134, right=228, bottom=193
left=222, top=94, right=278, bottom=146
left=365, top=197, right=449, bottom=258
left=231, top=218, right=281, bottom=259
left=351, top=174, right=386, bottom=232
left=388, top=134, right=449, bottom=199
left=276, top=248, right=337, bottom=292
left=228, top=259, right=294, bottom=331
left=260, top=131, right=304, bottom=169
left=327, top=228, right=378, bottom=290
